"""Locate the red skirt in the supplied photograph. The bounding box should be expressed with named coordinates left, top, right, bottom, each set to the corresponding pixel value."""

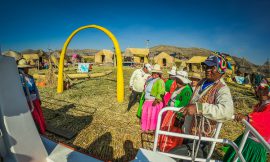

left=30, top=99, right=46, bottom=134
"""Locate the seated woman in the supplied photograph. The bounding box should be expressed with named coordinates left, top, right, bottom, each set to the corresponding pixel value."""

left=159, top=71, right=193, bottom=152
left=223, top=82, right=270, bottom=162
left=189, top=72, right=202, bottom=91
left=141, top=64, right=165, bottom=132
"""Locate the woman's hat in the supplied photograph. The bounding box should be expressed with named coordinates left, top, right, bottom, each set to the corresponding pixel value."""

left=17, top=59, right=34, bottom=68
left=168, top=66, right=177, bottom=76
left=144, top=63, right=152, bottom=72
left=175, top=70, right=191, bottom=84
left=151, top=64, right=163, bottom=73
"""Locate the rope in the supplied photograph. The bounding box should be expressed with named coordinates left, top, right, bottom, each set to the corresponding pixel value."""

left=191, top=115, right=213, bottom=161
left=191, top=115, right=197, bottom=162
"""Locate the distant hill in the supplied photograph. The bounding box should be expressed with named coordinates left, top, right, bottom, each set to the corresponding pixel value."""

left=150, top=45, right=259, bottom=71
left=258, top=59, right=270, bottom=77
left=65, top=49, right=99, bottom=56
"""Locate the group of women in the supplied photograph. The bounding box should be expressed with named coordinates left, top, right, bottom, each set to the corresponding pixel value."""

left=136, top=63, right=270, bottom=162
left=137, top=64, right=200, bottom=133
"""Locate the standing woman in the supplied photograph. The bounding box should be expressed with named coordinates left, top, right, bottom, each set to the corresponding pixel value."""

left=158, top=71, right=193, bottom=152
left=18, top=59, right=46, bottom=134
left=165, top=66, right=177, bottom=92
left=163, top=67, right=178, bottom=106
left=223, top=82, right=270, bottom=162
left=141, top=64, right=165, bottom=132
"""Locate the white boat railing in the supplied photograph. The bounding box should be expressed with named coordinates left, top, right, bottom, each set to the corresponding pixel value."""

left=153, top=107, right=257, bottom=162
left=233, top=119, right=270, bottom=161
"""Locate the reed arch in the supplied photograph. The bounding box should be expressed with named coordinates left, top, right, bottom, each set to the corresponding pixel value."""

left=57, top=25, right=124, bottom=102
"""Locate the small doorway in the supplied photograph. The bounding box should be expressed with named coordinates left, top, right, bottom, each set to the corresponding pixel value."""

left=101, top=55, right=105, bottom=63
left=140, top=57, right=144, bottom=63
left=162, top=58, right=167, bottom=67
left=189, top=64, right=193, bottom=72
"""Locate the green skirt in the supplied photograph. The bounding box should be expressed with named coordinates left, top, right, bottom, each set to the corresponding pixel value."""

left=136, top=92, right=145, bottom=119
left=223, top=134, right=267, bottom=162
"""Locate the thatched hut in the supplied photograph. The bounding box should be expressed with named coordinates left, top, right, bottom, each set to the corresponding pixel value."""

left=175, top=58, right=187, bottom=70
left=3, top=50, right=22, bottom=61
left=186, top=56, right=207, bottom=72
left=21, top=49, right=47, bottom=66
left=124, top=48, right=149, bottom=64
left=22, top=54, right=39, bottom=65
left=94, top=49, right=113, bottom=64
left=154, top=52, right=174, bottom=67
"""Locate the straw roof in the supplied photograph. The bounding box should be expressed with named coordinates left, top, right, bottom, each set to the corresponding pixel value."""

left=154, top=52, right=173, bottom=62
left=154, top=52, right=174, bottom=67
left=95, top=50, right=114, bottom=63
left=175, top=58, right=187, bottom=67
left=22, top=54, right=39, bottom=60
left=21, top=49, right=46, bottom=57
left=3, top=50, right=22, bottom=61
left=95, top=49, right=113, bottom=56
left=186, top=56, right=207, bottom=64
left=124, top=48, right=149, bottom=57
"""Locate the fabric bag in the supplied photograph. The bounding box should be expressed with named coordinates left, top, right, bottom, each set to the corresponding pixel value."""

left=158, top=111, right=183, bottom=152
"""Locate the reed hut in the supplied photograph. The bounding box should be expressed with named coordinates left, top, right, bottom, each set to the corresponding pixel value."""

left=154, top=52, right=174, bottom=67
left=95, top=50, right=113, bottom=64
left=186, top=56, right=207, bottom=72
left=124, top=48, right=149, bottom=64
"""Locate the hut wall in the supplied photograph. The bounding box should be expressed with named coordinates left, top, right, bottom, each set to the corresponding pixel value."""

left=134, top=56, right=148, bottom=63
left=188, top=63, right=203, bottom=72
left=95, top=53, right=113, bottom=63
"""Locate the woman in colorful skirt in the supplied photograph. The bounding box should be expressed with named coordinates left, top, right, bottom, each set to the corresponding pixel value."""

left=18, top=59, right=46, bottom=134
left=223, top=82, right=270, bottom=162
left=141, top=64, right=165, bottom=132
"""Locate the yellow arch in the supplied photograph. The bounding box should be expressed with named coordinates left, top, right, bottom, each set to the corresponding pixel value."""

left=57, top=25, right=124, bottom=102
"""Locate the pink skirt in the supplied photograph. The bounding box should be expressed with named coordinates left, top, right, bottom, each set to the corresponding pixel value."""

left=141, top=100, right=164, bottom=131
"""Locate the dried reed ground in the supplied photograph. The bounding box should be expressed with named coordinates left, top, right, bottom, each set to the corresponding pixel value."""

left=36, top=66, right=267, bottom=161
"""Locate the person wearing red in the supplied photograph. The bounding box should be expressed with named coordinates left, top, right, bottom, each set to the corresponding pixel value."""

left=223, top=81, right=270, bottom=162
left=18, top=59, right=46, bottom=134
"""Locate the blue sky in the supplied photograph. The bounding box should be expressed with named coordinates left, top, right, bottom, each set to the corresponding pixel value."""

left=1, top=0, right=270, bottom=65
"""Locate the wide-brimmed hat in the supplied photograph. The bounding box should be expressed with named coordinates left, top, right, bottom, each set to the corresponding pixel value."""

left=175, top=70, right=191, bottom=84
left=17, top=59, right=34, bottom=68
left=168, top=66, right=177, bottom=76
left=151, top=64, right=163, bottom=73
left=190, top=72, right=201, bottom=80
left=144, top=63, right=152, bottom=72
